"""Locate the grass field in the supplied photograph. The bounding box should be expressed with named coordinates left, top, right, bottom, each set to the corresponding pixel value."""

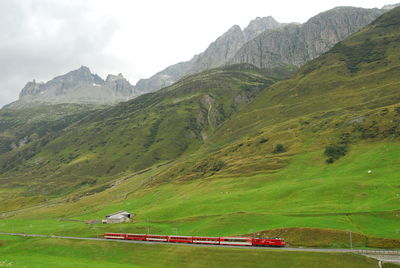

left=0, top=141, right=398, bottom=249
left=0, top=235, right=381, bottom=268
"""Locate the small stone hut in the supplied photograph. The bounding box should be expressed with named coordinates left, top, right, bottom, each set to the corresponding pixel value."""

left=102, top=211, right=132, bottom=224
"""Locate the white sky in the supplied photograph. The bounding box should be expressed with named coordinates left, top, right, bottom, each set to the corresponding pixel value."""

left=0, top=0, right=396, bottom=107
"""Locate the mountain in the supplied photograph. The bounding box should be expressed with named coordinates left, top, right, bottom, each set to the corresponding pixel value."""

left=8, top=7, right=383, bottom=108
left=242, top=16, right=284, bottom=41
left=382, top=3, right=400, bottom=9
left=187, top=17, right=283, bottom=75
left=105, top=73, right=135, bottom=96
left=229, top=7, right=384, bottom=68
left=133, top=7, right=384, bottom=95
left=0, top=64, right=282, bottom=196
left=0, top=5, right=400, bottom=251
left=7, top=66, right=135, bottom=108
left=133, top=17, right=284, bottom=94
left=133, top=61, right=195, bottom=95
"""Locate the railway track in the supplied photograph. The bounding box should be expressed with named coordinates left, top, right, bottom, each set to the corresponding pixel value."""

left=1, top=231, right=399, bottom=256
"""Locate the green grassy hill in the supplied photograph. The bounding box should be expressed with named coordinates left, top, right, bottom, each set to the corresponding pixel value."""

left=0, top=65, right=280, bottom=203
left=0, top=104, right=100, bottom=155
left=0, top=6, right=400, bottom=252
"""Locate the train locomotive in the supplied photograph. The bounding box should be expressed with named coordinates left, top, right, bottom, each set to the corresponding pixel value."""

left=104, top=233, right=286, bottom=247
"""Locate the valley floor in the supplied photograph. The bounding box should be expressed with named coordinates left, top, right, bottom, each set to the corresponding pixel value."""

left=0, top=235, right=387, bottom=268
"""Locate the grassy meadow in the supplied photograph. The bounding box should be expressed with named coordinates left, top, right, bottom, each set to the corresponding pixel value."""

left=0, top=141, right=398, bottom=249
left=0, top=235, right=381, bottom=268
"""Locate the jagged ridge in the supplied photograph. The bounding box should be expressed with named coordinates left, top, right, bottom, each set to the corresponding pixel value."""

left=9, top=66, right=136, bottom=108
left=133, top=7, right=384, bottom=94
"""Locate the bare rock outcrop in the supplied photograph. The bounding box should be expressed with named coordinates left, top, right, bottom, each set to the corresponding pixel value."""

left=10, top=66, right=134, bottom=108
left=229, top=7, right=384, bottom=69
left=133, top=17, right=283, bottom=94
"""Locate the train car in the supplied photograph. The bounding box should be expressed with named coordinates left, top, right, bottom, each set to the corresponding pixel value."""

left=168, top=235, right=193, bottom=243
left=126, top=233, right=147, bottom=241
left=104, top=233, right=126, bottom=240
left=145, top=234, right=169, bottom=242
left=192, top=236, right=220, bottom=245
left=252, top=238, right=286, bottom=247
left=219, top=237, right=253, bottom=246
left=103, top=233, right=286, bottom=248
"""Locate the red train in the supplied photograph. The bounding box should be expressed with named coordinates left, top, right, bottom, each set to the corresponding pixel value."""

left=104, top=233, right=285, bottom=247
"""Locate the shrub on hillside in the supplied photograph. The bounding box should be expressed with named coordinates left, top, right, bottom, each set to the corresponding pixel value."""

left=193, top=159, right=225, bottom=174
left=273, top=144, right=286, bottom=153
left=324, top=144, right=348, bottom=163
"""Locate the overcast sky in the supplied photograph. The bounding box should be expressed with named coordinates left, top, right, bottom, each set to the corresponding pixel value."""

left=0, top=0, right=395, bottom=107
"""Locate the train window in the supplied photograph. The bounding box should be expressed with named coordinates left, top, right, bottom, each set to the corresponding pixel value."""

left=194, top=237, right=218, bottom=241
left=223, top=238, right=248, bottom=242
left=170, top=236, right=191, bottom=240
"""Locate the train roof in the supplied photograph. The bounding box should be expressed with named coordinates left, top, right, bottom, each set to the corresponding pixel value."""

left=255, top=237, right=284, bottom=240
left=221, top=237, right=253, bottom=239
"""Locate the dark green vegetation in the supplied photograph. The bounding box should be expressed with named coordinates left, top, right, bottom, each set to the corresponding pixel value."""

left=0, top=104, right=100, bottom=155
left=0, top=236, right=380, bottom=268
left=384, top=263, right=400, bottom=268
left=0, top=7, right=400, bottom=267
left=273, top=144, right=287, bottom=154
left=324, top=144, right=348, bottom=163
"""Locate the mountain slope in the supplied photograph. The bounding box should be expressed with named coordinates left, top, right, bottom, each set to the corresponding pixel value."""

left=218, top=6, right=400, bottom=141
left=0, top=65, right=281, bottom=197
left=90, top=6, right=400, bottom=243
left=0, top=104, right=102, bottom=155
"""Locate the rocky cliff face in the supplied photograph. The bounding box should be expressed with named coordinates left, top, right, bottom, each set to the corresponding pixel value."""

left=229, top=7, right=384, bottom=69
left=133, top=16, right=284, bottom=94
left=187, top=25, right=246, bottom=74
left=11, top=66, right=134, bottom=108
left=242, top=16, right=283, bottom=41
left=105, top=73, right=134, bottom=97
left=133, top=7, right=385, bottom=95
left=382, top=3, right=400, bottom=10
left=134, top=61, right=195, bottom=95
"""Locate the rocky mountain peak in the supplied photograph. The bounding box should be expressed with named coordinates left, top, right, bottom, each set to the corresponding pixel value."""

left=106, top=73, right=125, bottom=82
left=186, top=24, right=246, bottom=74
left=227, top=24, right=242, bottom=33
left=243, top=16, right=282, bottom=41
left=230, top=6, right=384, bottom=69
left=105, top=73, right=134, bottom=97
left=382, top=3, right=400, bottom=10
left=132, top=16, right=285, bottom=94
left=77, top=65, right=91, bottom=74
left=67, top=66, right=91, bottom=79
left=308, top=6, right=379, bottom=23
left=56, top=66, right=103, bottom=85
left=10, top=67, right=135, bottom=108
left=19, top=79, right=45, bottom=98
left=183, top=17, right=285, bottom=75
